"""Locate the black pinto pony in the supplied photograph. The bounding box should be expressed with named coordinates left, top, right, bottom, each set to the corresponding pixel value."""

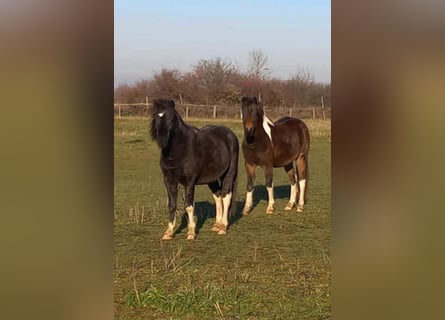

left=150, top=99, right=239, bottom=240
left=240, top=96, right=310, bottom=214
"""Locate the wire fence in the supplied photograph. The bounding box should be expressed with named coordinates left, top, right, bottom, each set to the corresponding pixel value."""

left=114, top=102, right=331, bottom=120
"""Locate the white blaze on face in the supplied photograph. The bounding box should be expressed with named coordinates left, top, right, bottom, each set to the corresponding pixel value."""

left=298, top=179, right=306, bottom=206
left=262, top=115, right=274, bottom=144
left=157, top=112, right=165, bottom=117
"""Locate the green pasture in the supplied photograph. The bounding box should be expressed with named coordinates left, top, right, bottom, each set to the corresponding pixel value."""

left=114, top=117, right=331, bottom=319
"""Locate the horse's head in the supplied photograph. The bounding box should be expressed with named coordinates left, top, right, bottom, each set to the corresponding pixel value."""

left=241, top=96, right=264, bottom=143
left=150, top=99, right=178, bottom=148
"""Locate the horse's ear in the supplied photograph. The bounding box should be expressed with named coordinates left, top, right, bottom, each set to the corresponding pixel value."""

left=167, top=100, right=175, bottom=108
left=241, top=97, right=248, bottom=106
left=252, top=96, right=258, bottom=104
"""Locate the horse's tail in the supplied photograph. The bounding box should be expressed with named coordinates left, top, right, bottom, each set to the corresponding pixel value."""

left=229, top=134, right=239, bottom=222
left=302, top=121, right=310, bottom=204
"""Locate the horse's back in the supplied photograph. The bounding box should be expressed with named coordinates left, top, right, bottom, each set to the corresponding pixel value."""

left=193, top=125, right=239, bottom=184
left=198, top=125, right=238, bottom=147
left=273, top=117, right=310, bottom=157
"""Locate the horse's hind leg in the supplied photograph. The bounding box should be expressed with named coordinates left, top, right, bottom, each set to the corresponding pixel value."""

left=219, top=175, right=235, bottom=235
left=265, top=166, right=275, bottom=214
left=184, top=182, right=197, bottom=240
left=296, top=153, right=308, bottom=213
left=208, top=181, right=223, bottom=232
left=284, top=162, right=298, bottom=211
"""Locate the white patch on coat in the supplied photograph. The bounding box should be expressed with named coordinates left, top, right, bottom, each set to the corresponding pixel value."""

left=262, top=116, right=274, bottom=144
left=157, top=112, right=165, bottom=117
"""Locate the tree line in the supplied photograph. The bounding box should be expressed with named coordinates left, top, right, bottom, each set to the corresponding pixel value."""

left=114, top=50, right=330, bottom=108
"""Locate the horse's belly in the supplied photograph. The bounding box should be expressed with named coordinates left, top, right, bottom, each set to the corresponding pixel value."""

left=273, top=151, right=300, bottom=167
left=195, top=167, right=225, bottom=185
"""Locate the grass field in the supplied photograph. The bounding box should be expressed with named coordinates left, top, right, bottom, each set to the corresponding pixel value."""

left=114, top=117, right=331, bottom=319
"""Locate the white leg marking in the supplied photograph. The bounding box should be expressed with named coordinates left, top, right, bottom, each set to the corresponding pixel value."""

left=285, top=183, right=297, bottom=210
left=290, top=183, right=297, bottom=204
left=297, top=179, right=306, bottom=212
left=162, top=217, right=176, bottom=240
left=244, top=190, right=253, bottom=213
left=219, top=193, right=232, bottom=235
left=186, top=205, right=196, bottom=239
left=212, top=194, right=223, bottom=223
left=212, top=194, right=223, bottom=232
left=266, top=184, right=275, bottom=214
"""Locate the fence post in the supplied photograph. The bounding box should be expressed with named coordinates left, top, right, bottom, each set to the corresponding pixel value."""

left=213, top=105, right=217, bottom=119
left=186, top=106, right=189, bottom=118
left=118, top=104, right=121, bottom=118
left=146, top=96, right=149, bottom=113
left=321, top=96, right=326, bottom=120
left=240, top=108, right=242, bottom=119
left=312, top=107, right=315, bottom=119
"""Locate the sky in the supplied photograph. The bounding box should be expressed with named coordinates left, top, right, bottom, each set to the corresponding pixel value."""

left=114, top=0, right=330, bottom=87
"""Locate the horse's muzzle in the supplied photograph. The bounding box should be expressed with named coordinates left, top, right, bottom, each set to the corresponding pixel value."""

left=245, top=128, right=255, bottom=143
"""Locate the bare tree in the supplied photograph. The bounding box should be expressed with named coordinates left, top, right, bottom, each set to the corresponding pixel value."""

left=193, top=57, right=240, bottom=104
left=248, top=49, right=271, bottom=79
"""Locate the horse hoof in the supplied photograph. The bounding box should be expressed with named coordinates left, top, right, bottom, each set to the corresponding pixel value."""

left=217, top=228, right=227, bottom=235
left=186, top=234, right=196, bottom=240
left=284, top=202, right=295, bottom=211
left=211, top=223, right=222, bottom=232
left=161, top=233, right=173, bottom=240
left=243, top=207, right=252, bottom=215
left=211, top=225, right=219, bottom=232
left=296, top=205, right=304, bottom=213
left=266, top=207, right=274, bottom=214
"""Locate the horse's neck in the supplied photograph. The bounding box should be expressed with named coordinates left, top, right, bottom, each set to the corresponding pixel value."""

left=257, top=115, right=274, bottom=146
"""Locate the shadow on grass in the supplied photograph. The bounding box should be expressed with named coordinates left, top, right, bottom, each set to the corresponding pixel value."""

left=174, top=200, right=245, bottom=236
left=249, top=184, right=291, bottom=209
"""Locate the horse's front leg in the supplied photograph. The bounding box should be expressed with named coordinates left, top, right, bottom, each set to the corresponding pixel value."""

left=184, top=181, right=197, bottom=240
left=265, top=166, right=275, bottom=214
left=243, top=162, right=256, bottom=215
left=162, top=177, right=178, bottom=240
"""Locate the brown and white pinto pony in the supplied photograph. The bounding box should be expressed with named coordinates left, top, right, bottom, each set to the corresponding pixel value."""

left=240, top=96, right=310, bottom=214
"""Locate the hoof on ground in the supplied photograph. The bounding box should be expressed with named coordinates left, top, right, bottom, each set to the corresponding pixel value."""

left=266, top=207, right=274, bottom=214
left=186, top=234, right=196, bottom=240
left=296, top=205, right=304, bottom=213
left=211, top=223, right=222, bottom=232
left=284, top=202, right=295, bottom=211
left=161, top=233, right=173, bottom=240
left=243, top=207, right=252, bottom=215
left=217, top=228, right=227, bottom=235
